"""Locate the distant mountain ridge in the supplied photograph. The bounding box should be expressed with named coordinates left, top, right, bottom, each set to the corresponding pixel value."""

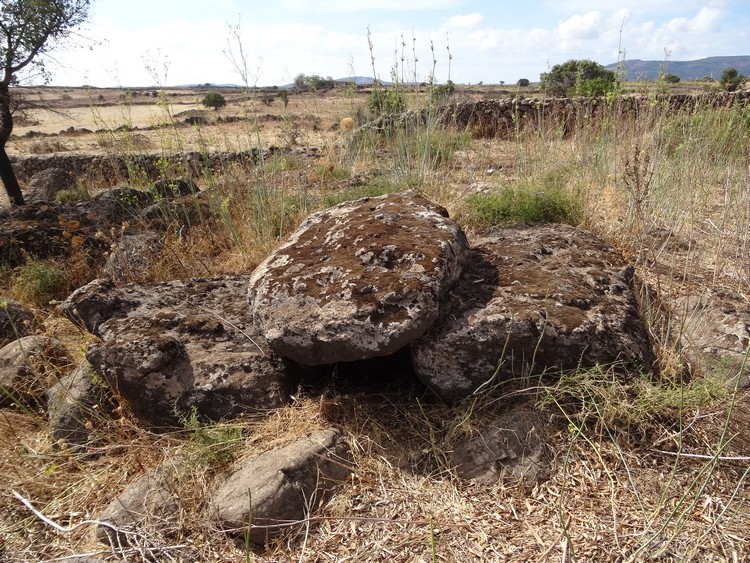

left=605, top=56, right=750, bottom=80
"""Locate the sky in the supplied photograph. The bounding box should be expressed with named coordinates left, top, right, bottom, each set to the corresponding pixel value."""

left=40, top=0, right=750, bottom=87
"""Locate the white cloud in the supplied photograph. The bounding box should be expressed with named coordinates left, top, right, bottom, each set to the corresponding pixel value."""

left=557, top=11, right=602, bottom=41
left=665, top=6, right=723, bottom=34
left=445, top=13, right=484, bottom=29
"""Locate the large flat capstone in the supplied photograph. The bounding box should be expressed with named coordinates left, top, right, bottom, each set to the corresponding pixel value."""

left=248, top=191, right=469, bottom=365
left=412, top=224, right=656, bottom=401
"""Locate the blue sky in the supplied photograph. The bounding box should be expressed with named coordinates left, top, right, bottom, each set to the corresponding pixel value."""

left=46, top=0, right=750, bottom=87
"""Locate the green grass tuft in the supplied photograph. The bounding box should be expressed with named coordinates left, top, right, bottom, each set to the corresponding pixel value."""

left=465, top=183, right=583, bottom=228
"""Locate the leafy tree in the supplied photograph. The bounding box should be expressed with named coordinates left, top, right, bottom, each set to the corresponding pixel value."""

left=662, top=73, right=680, bottom=84
left=0, top=0, right=90, bottom=206
left=516, top=78, right=530, bottom=87
left=293, top=73, right=307, bottom=92
left=540, top=59, right=617, bottom=97
left=201, top=91, right=226, bottom=111
left=719, top=67, right=745, bottom=92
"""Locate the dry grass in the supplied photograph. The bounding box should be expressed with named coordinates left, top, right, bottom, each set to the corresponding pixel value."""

left=1, top=84, right=749, bottom=561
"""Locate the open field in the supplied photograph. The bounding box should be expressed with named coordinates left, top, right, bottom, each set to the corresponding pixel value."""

left=1, top=81, right=749, bottom=561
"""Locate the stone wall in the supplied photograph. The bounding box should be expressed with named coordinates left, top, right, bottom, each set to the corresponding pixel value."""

left=439, top=90, right=750, bottom=137
left=8, top=149, right=269, bottom=184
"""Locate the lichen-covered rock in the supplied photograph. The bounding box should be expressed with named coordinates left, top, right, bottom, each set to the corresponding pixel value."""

left=211, top=428, right=351, bottom=545
left=412, top=225, right=656, bottom=401
left=0, top=296, right=40, bottom=347
left=102, top=231, right=163, bottom=283
left=248, top=191, right=469, bottom=365
left=62, top=276, right=295, bottom=427
left=0, top=336, right=69, bottom=408
left=673, top=289, right=750, bottom=386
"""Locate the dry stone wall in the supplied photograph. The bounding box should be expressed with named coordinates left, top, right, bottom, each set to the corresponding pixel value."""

left=9, top=146, right=321, bottom=185
left=440, top=90, right=750, bottom=137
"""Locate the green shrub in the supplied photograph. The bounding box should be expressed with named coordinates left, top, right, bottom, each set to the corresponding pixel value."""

left=12, top=260, right=67, bottom=306
left=54, top=185, right=90, bottom=204
left=430, top=81, right=455, bottom=105
left=575, top=76, right=617, bottom=97
left=367, top=87, right=405, bottom=116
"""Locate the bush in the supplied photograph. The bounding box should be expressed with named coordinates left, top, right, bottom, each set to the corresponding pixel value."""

left=430, top=80, right=455, bottom=104
left=54, top=185, right=89, bottom=204
left=367, top=87, right=405, bottom=116
left=517, top=78, right=530, bottom=87
left=540, top=59, right=617, bottom=97
left=201, top=92, right=227, bottom=111
left=575, top=76, right=617, bottom=97
left=662, top=73, right=680, bottom=84
left=12, top=260, right=67, bottom=306
left=277, top=89, right=289, bottom=109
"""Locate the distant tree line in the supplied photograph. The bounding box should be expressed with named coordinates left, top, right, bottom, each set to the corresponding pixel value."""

left=294, top=74, right=336, bottom=92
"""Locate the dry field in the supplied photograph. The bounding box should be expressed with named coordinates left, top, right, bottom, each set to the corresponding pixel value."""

left=1, top=83, right=750, bottom=562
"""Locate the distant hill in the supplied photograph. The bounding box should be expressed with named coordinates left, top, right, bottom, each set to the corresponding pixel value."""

left=605, top=56, right=750, bottom=80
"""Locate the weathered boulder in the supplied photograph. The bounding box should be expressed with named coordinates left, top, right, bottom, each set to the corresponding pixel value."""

left=451, top=406, right=553, bottom=484
left=79, top=186, right=155, bottom=227
left=96, top=464, right=179, bottom=547
left=0, top=336, right=69, bottom=408
left=24, top=167, right=74, bottom=203
left=248, top=191, right=469, bottom=365
left=412, top=225, right=655, bottom=401
left=211, top=428, right=351, bottom=545
left=62, top=276, right=294, bottom=426
left=47, top=362, right=108, bottom=447
left=102, top=231, right=164, bottom=282
left=0, top=296, right=40, bottom=347
left=673, top=289, right=750, bottom=386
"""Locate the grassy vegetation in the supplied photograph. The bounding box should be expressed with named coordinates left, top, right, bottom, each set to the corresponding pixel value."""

left=1, top=73, right=749, bottom=561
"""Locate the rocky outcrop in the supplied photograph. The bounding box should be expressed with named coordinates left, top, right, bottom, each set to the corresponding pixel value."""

left=211, top=428, right=351, bottom=545
left=62, top=276, right=294, bottom=427
left=248, top=191, right=469, bottom=365
left=0, top=296, right=40, bottom=347
left=412, top=225, right=655, bottom=401
left=0, top=336, right=69, bottom=408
